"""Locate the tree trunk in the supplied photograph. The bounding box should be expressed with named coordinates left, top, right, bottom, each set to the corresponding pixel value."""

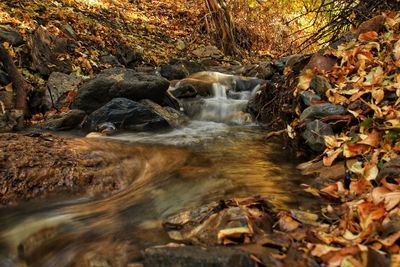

left=0, top=43, right=31, bottom=113
left=205, top=0, right=239, bottom=56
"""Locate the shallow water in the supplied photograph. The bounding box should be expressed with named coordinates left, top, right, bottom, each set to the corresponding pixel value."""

left=0, top=79, right=317, bottom=266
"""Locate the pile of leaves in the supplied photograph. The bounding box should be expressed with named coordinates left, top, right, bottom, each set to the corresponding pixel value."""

left=277, top=13, right=400, bottom=266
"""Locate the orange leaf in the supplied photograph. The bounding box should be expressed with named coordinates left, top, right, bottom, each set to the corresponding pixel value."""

left=358, top=31, right=378, bottom=41
left=323, top=148, right=343, bottom=167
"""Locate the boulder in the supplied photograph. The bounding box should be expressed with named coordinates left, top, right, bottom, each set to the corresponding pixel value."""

left=141, top=99, right=189, bottom=128
left=160, top=64, right=189, bottom=80
left=302, top=120, right=333, bottom=152
left=143, top=245, right=256, bottom=267
left=31, top=26, right=74, bottom=75
left=299, top=91, right=321, bottom=106
left=72, top=68, right=170, bottom=113
left=0, top=70, right=10, bottom=86
left=242, top=61, right=275, bottom=79
left=171, top=85, right=198, bottom=98
left=45, top=72, right=82, bottom=109
left=310, top=75, right=332, bottom=96
left=36, top=109, right=86, bottom=131
left=0, top=26, right=24, bottom=46
left=85, top=98, right=171, bottom=131
left=300, top=103, right=345, bottom=122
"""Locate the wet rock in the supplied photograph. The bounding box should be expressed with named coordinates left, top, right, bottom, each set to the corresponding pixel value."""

left=163, top=197, right=274, bottom=246
left=37, top=109, right=86, bottom=131
left=310, top=75, right=332, bottom=96
left=161, top=91, right=181, bottom=110
left=160, top=64, right=189, bottom=80
left=86, top=98, right=170, bottom=131
left=31, top=26, right=74, bottom=75
left=0, top=26, right=24, bottom=46
left=300, top=103, right=345, bottom=122
left=0, top=70, right=10, bottom=86
left=235, top=79, right=267, bottom=92
left=72, top=68, right=170, bottom=113
left=302, top=120, right=333, bottom=152
left=299, top=91, right=321, bottom=106
left=45, top=72, right=82, bottom=109
left=242, top=61, right=275, bottom=80
left=174, top=79, right=215, bottom=96
left=143, top=245, right=256, bottom=267
left=96, top=122, right=117, bottom=135
left=171, top=84, right=198, bottom=98
left=141, top=99, right=189, bottom=128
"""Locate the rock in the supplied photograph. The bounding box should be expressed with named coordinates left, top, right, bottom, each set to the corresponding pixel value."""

left=310, top=75, right=332, bottom=96
left=143, top=245, right=256, bottom=267
left=192, top=45, right=224, bottom=59
left=37, top=109, right=86, bottom=131
left=0, top=26, right=24, bottom=46
left=304, top=53, right=337, bottom=73
left=72, top=68, right=170, bottom=113
left=160, top=64, right=189, bottom=80
left=161, top=91, right=181, bottom=110
left=96, top=122, right=117, bottom=135
left=99, top=54, right=122, bottom=67
left=299, top=91, right=321, bottom=106
left=0, top=70, right=10, bottom=86
left=235, top=79, right=267, bottom=92
left=85, top=98, right=171, bottom=131
left=46, top=72, right=82, bottom=109
left=242, top=61, right=275, bottom=79
left=302, top=120, right=333, bottom=152
left=180, top=60, right=206, bottom=74
left=273, top=57, right=289, bottom=73
left=300, top=103, right=345, bottom=122
left=31, top=26, right=74, bottom=75
left=116, top=44, right=143, bottom=68
left=141, top=99, right=189, bottom=128
left=171, top=85, right=198, bottom=98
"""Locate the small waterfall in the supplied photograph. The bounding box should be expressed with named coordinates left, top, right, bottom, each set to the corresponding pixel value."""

left=198, top=83, right=251, bottom=124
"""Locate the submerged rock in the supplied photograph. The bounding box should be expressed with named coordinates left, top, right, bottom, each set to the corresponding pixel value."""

left=302, top=119, right=333, bottom=152
left=300, top=103, right=345, bottom=122
left=72, top=68, right=170, bottom=113
left=144, top=245, right=256, bottom=267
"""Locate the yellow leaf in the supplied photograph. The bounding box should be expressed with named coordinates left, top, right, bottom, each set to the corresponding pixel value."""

left=371, top=89, right=384, bottom=105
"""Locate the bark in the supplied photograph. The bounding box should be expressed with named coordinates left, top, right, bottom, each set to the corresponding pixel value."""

left=205, top=0, right=239, bottom=56
left=0, top=43, right=31, bottom=112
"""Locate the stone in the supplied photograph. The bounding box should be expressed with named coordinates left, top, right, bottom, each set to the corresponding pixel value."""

left=273, top=57, right=289, bottom=73
left=192, top=45, right=224, bottom=59
left=299, top=91, right=321, bottom=106
left=141, top=99, right=189, bottom=128
left=37, top=109, right=86, bottom=131
left=171, top=85, right=198, bottom=98
left=116, top=44, right=143, bottom=68
left=300, top=103, right=345, bottom=122
left=377, top=156, right=400, bottom=181
left=0, top=26, right=24, bottom=46
left=99, top=54, right=122, bottom=67
left=160, top=64, right=189, bottom=80
left=242, top=61, right=275, bottom=79
left=85, top=98, right=171, bottom=131
left=302, top=120, right=333, bottom=152
left=143, top=245, right=256, bottom=267
left=72, top=68, right=170, bottom=114
left=310, top=75, right=332, bottom=96
left=235, top=78, right=267, bottom=92
left=31, top=26, right=74, bottom=75
left=46, top=72, right=82, bottom=109
left=0, top=70, right=10, bottom=86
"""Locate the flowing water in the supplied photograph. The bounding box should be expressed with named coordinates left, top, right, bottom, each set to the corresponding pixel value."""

left=0, top=82, right=316, bottom=266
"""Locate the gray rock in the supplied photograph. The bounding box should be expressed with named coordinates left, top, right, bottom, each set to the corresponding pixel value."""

left=86, top=98, right=170, bottom=131
left=300, top=103, right=345, bottom=122
left=310, top=75, right=332, bottom=96
left=0, top=26, right=24, bottom=46
left=299, top=91, right=321, bottom=106
left=302, top=120, right=333, bottom=152
left=160, top=64, right=189, bottom=80
left=37, top=109, right=86, bottom=131
left=0, top=70, right=10, bottom=86
left=143, top=246, right=256, bottom=267
left=72, top=68, right=170, bottom=113
left=46, top=72, right=82, bottom=109
left=99, top=54, right=122, bottom=67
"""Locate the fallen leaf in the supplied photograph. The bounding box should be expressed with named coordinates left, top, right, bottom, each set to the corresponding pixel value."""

left=323, top=148, right=343, bottom=167
left=358, top=31, right=378, bottom=41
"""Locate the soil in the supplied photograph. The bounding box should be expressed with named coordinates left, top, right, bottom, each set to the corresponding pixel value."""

left=0, top=132, right=133, bottom=206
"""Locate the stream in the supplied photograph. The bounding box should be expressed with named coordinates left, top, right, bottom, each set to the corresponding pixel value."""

left=0, top=82, right=317, bottom=266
